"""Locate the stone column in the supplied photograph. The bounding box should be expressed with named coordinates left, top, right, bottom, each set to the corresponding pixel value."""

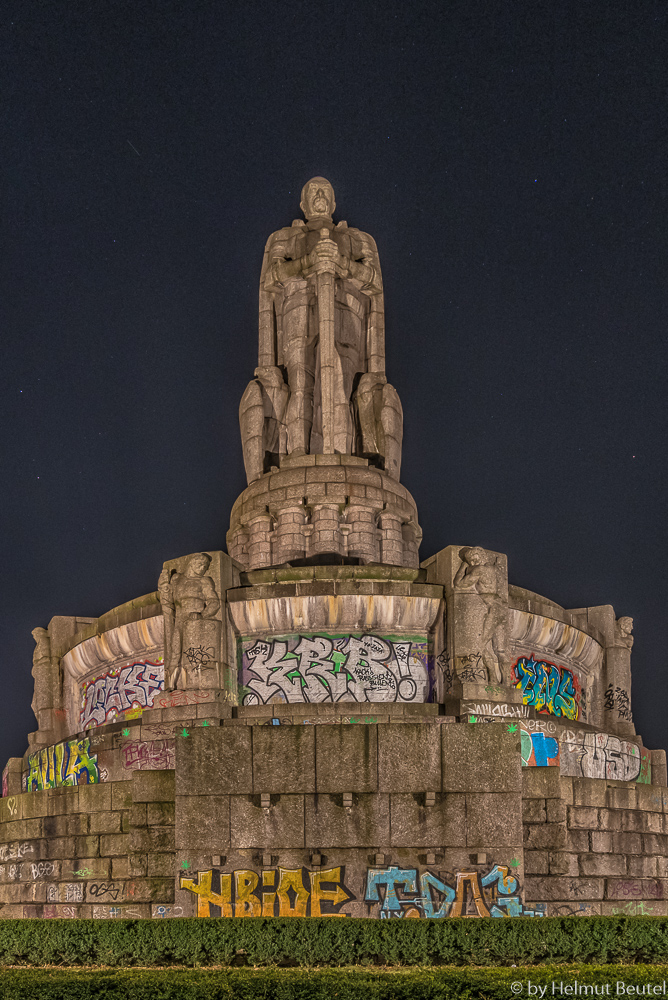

left=346, top=505, right=380, bottom=563
left=310, top=503, right=343, bottom=557
left=378, top=511, right=404, bottom=566
left=247, top=514, right=274, bottom=570
left=604, top=616, right=635, bottom=738
left=274, top=505, right=307, bottom=564
left=402, top=521, right=420, bottom=569
left=227, top=526, right=248, bottom=566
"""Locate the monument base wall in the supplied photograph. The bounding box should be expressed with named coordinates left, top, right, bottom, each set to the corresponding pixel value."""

left=1, top=711, right=667, bottom=919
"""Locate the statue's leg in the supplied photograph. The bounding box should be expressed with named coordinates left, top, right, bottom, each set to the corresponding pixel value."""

left=284, top=314, right=315, bottom=455
left=334, top=296, right=365, bottom=453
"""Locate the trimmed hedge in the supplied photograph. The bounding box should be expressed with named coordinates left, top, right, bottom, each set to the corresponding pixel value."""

left=1, top=966, right=668, bottom=999
left=2, top=916, right=668, bottom=967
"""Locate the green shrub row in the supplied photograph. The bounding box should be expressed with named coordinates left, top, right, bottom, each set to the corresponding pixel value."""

left=2, top=916, right=668, bottom=968
left=2, top=965, right=668, bottom=1000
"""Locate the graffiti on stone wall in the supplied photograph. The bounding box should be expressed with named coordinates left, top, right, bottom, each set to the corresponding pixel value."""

left=511, top=656, right=581, bottom=721
left=180, top=864, right=544, bottom=918
left=520, top=728, right=560, bottom=768
left=365, top=865, right=544, bottom=918
left=80, top=659, right=164, bottom=729
left=240, top=633, right=429, bottom=705
left=604, top=685, right=633, bottom=722
left=180, top=866, right=353, bottom=917
left=121, top=739, right=175, bottom=771
left=559, top=730, right=644, bottom=782
left=462, top=701, right=530, bottom=721
left=27, top=737, right=99, bottom=791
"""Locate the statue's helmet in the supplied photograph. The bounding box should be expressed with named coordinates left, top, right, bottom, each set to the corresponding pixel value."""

left=300, top=177, right=335, bottom=220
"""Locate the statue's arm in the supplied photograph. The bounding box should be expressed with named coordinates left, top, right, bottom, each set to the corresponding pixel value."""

left=201, top=577, right=221, bottom=619
left=347, top=229, right=383, bottom=294
left=262, top=229, right=306, bottom=289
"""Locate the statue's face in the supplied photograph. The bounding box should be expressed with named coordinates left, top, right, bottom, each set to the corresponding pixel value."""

left=301, top=178, right=335, bottom=219
left=190, top=554, right=210, bottom=576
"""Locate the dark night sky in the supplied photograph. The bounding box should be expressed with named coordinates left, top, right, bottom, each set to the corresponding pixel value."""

left=2, top=0, right=667, bottom=767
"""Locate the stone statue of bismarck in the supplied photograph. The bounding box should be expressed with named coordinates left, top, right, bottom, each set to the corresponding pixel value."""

left=240, top=177, right=403, bottom=482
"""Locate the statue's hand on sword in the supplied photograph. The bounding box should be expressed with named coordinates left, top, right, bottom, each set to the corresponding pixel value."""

left=303, top=233, right=349, bottom=277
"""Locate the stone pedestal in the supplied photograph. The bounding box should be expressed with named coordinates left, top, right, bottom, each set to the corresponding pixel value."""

left=227, top=454, right=421, bottom=571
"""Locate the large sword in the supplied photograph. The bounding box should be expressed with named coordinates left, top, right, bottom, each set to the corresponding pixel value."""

left=315, top=227, right=336, bottom=454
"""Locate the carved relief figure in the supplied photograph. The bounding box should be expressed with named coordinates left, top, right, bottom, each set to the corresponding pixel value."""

left=453, top=547, right=506, bottom=684
left=31, top=627, right=56, bottom=726
left=158, top=553, right=221, bottom=690
left=615, top=616, right=634, bottom=650
left=240, top=177, right=402, bottom=481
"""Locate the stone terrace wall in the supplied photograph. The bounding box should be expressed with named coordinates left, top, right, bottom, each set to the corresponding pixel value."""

left=524, top=767, right=668, bottom=916
left=0, top=770, right=175, bottom=918
left=1, top=711, right=667, bottom=919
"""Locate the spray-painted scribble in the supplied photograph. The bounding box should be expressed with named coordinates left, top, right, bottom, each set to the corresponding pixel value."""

left=180, top=866, right=353, bottom=917
left=511, top=656, right=580, bottom=720
left=80, top=659, right=164, bottom=729
left=240, top=633, right=429, bottom=705
left=27, top=738, right=99, bottom=791
left=365, top=865, right=543, bottom=918
left=121, top=739, right=175, bottom=771
left=559, top=730, right=644, bottom=782
left=185, top=645, right=216, bottom=669
left=520, top=728, right=560, bottom=768
left=604, top=685, right=632, bottom=722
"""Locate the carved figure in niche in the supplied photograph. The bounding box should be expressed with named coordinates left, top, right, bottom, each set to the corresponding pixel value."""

left=31, top=627, right=54, bottom=722
left=158, top=553, right=221, bottom=690
left=615, top=616, right=634, bottom=650
left=240, top=177, right=403, bottom=481
left=453, top=547, right=506, bottom=684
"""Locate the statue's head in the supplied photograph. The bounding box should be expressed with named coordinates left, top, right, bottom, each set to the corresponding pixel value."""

left=618, top=616, right=633, bottom=636
left=300, top=177, right=335, bottom=221
left=461, top=546, right=486, bottom=567
left=188, top=552, right=212, bottom=576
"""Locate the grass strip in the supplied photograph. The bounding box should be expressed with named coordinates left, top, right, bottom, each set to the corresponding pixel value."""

left=1, top=964, right=668, bottom=999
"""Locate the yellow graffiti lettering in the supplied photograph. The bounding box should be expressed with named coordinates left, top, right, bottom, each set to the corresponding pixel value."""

left=262, top=868, right=276, bottom=917
left=27, top=753, right=40, bottom=792
left=63, top=739, right=99, bottom=786
left=276, top=867, right=309, bottom=917
left=449, top=870, right=490, bottom=918
left=179, top=869, right=232, bottom=917
left=309, top=867, right=349, bottom=917
left=55, top=742, right=66, bottom=784
left=234, top=870, right=261, bottom=917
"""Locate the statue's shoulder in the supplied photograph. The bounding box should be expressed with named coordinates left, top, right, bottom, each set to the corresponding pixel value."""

left=264, top=224, right=303, bottom=253
left=346, top=225, right=378, bottom=248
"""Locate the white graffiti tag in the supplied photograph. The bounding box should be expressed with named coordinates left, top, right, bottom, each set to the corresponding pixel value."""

left=242, top=634, right=428, bottom=706
left=559, top=730, right=641, bottom=781
left=80, top=660, right=164, bottom=729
